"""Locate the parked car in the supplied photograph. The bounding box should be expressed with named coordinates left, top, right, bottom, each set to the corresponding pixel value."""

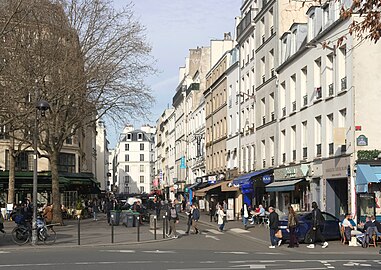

left=278, top=211, right=341, bottom=243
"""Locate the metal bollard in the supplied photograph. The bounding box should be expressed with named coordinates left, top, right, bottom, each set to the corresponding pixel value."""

left=77, top=215, right=81, bottom=245
left=165, top=213, right=168, bottom=235
left=154, top=215, right=157, bottom=240
left=111, top=213, right=114, bottom=243
left=137, top=216, right=140, bottom=242
left=162, top=215, right=165, bottom=238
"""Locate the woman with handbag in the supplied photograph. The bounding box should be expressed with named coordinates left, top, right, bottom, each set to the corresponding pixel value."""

left=287, top=206, right=299, bottom=248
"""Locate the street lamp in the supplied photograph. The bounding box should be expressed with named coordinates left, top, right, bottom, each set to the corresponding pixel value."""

left=31, top=99, right=50, bottom=246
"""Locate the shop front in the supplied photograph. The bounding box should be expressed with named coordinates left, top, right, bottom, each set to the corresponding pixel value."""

left=355, top=162, right=381, bottom=222
left=232, top=169, right=273, bottom=207
left=266, top=164, right=310, bottom=213
left=322, top=157, right=350, bottom=219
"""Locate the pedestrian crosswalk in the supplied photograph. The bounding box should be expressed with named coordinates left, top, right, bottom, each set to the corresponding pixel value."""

left=149, top=228, right=250, bottom=236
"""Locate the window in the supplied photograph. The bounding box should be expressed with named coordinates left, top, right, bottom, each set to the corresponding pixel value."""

left=58, top=153, right=76, bottom=173
left=125, top=175, right=130, bottom=183
left=140, top=165, right=144, bottom=172
left=125, top=154, right=129, bottom=162
left=140, top=154, right=144, bottom=161
left=140, top=186, right=145, bottom=193
left=140, top=143, right=144, bottom=150
left=125, top=144, right=129, bottom=151
left=138, top=133, right=143, bottom=140
left=65, top=137, right=73, bottom=145
left=15, top=151, right=33, bottom=172
left=127, top=133, right=131, bottom=140
left=125, top=165, right=129, bottom=172
left=140, top=176, right=144, bottom=183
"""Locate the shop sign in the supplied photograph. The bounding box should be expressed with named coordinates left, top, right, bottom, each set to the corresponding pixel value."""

left=322, top=157, right=350, bottom=179
left=274, top=164, right=309, bottom=180
left=262, top=175, right=271, bottom=184
left=357, top=135, right=368, bottom=146
left=208, top=175, right=217, bottom=184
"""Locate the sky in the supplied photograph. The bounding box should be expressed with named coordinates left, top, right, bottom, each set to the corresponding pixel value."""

left=108, top=0, right=241, bottom=148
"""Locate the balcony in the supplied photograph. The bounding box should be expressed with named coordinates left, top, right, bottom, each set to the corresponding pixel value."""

left=316, top=143, right=322, bottom=157
left=303, top=95, right=308, bottom=106
left=262, top=75, right=266, bottom=84
left=282, top=107, right=286, bottom=117
left=303, top=147, right=307, bottom=159
left=328, top=83, right=334, bottom=96
left=329, top=143, right=334, bottom=155
left=262, top=116, right=266, bottom=125
left=341, top=76, right=347, bottom=91
left=292, top=150, right=296, bottom=161
left=292, top=101, right=296, bottom=112
left=271, top=111, right=275, bottom=121
left=282, top=153, right=286, bottom=163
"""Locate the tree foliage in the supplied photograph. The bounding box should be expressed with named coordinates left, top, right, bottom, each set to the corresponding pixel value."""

left=0, top=0, right=155, bottom=222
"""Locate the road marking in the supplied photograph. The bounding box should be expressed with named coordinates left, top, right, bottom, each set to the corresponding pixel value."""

left=231, top=264, right=266, bottom=269
left=205, top=235, right=220, bottom=241
left=215, top=251, right=248, bottom=255
left=0, top=251, right=9, bottom=254
left=142, top=250, right=176, bottom=254
left=206, top=229, right=224, bottom=235
left=229, top=228, right=250, bottom=234
left=100, top=250, right=136, bottom=253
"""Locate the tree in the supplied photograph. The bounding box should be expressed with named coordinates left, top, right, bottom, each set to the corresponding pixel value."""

left=341, top=0, right=381, bottom=43
left=0, top=0, right=155, bottom=223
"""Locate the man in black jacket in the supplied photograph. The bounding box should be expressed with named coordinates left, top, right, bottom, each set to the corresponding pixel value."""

left=268, top=206, right=281, bottom=248
left=307, top=201, right=328, bottom=249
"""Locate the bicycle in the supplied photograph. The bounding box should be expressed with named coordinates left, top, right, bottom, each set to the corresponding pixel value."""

left=11, top=215, right=56, bottom=245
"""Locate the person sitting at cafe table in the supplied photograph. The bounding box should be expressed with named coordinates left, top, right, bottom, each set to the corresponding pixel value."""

left=342, top=213, right=361, bottom=241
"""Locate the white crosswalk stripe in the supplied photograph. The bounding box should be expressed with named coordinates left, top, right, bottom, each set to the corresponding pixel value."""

left=149, top=229, right=187, bottom=235
left=205, top=228, right=224, bottom=235
left=229, top=228, right=250, bottom=233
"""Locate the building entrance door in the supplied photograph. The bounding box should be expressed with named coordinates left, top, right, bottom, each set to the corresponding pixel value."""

left=326, top=178, right=348, bottom=219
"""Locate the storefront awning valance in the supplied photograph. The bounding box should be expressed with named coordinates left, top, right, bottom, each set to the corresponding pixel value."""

left=356, top=164, right=381, bottom=193
left=265, top=179, right=304, bottom=192
left=194, top=181, right=224, bottom=197
left=233, top=169, right=272, bottom=187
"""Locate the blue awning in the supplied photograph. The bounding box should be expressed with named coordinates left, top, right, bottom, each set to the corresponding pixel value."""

left=265, top=179, right=304, bottom=192
left=233, top=169, right=272, bottom=187
left=356, top=164, right=381, bottom=193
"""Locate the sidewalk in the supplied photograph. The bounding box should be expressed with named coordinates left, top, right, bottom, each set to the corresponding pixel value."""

left=0, top=213, right=169, bottom=249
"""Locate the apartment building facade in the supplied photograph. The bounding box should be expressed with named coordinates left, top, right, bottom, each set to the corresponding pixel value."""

left=114, top=125, right=155, bottom=194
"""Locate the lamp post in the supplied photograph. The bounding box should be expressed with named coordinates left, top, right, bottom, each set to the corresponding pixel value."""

left=31, top=100, right=50, bottom=246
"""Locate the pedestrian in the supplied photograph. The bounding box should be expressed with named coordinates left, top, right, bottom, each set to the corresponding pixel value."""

left=0, top=212, right=5, bottom=235
left=268, top=206, right=281, bottom=248
left=307, top=201, right=328, bottom=249
left=287, top=206, right=299, bottom=248
left=155, top=198, right=161, bottom=220
left=241, top=203, right=249, bottom=229
left=167, top=202, right=179, bottom=239
left=217, top=205, right=226, bottom=232
left=92, top=199, right=99, bottom=221
left=42, top=203, right=53, bottom=224
left=209, top=198, right=216, bottom=222
left=185, top=202, right=193, bottom=234
left=105, top=198, right=112, bottom=225
left=191, top=203, right=200, bottom=234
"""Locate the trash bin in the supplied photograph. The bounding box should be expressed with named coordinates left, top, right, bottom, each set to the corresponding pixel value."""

left=110, top=210, right=121, bottom=226
left=124, top=212, right=134, bottom=227
left=133, top=212, right=141, bottom=227
left=149, top=214, right=157, bottom=229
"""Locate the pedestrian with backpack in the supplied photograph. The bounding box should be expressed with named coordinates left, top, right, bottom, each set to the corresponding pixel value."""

left=307, top=201, right=328, bottom=249
left=191, top=204, right=200, bottom=234
left=167, top=202, right=179, bottom=239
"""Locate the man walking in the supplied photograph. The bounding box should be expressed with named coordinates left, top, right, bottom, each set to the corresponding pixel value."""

left=268, top=206, right=281, bottom=248
left=307, top=201, right=328, bottom=249
left=167, top=202, right=179, bottom=239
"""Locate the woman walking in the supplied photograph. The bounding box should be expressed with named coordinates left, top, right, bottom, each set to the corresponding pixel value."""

left=217, top=205, right=226, bottom=231
left=287, top=206, right=298, bottom=248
